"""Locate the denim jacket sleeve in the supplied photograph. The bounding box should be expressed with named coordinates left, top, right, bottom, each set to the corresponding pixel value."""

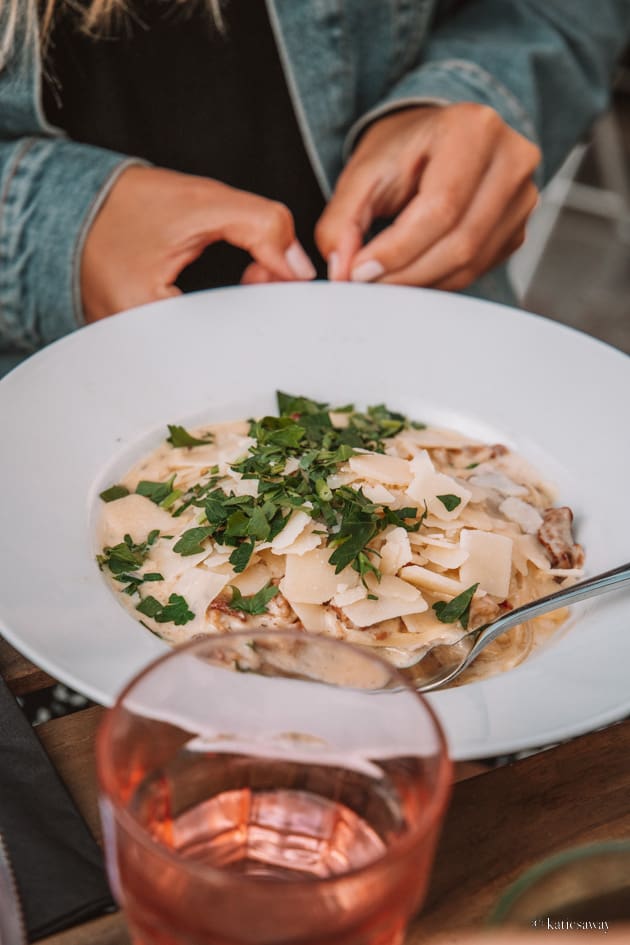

left=0, top=11, right=139, bottom=375
left=346, top=0, right=630, bottom=184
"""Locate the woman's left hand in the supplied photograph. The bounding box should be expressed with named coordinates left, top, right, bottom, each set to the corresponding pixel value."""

left=315, top=103, right=541, bottom=290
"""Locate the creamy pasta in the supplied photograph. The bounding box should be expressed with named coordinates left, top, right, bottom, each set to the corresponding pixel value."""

left=98, top=394, right=585, bottom=686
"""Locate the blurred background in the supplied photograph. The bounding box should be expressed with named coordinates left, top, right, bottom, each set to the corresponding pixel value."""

left=461, top=56, right=630, bottom=763
left=510, top=50, right=630, bottom=354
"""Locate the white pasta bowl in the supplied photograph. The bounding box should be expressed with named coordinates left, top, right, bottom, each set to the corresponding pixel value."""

left=0, top=282, right=628, bottom=759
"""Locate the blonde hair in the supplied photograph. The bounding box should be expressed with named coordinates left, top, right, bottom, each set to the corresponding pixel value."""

left=1, top=0, right=225, bottom=57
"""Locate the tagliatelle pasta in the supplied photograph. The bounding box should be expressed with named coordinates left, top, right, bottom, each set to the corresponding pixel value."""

left=98, top=393, right=585, bottom=686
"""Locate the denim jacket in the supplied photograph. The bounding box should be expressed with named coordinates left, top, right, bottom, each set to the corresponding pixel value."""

left=1, top=0, right=629, bottom=375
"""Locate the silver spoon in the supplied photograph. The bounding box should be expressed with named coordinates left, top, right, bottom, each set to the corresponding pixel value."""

left=411, top=561, right=630, bottom=692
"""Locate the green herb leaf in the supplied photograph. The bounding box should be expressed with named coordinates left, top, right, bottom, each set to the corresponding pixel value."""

left=276, top=392, right=327, bottom=416
left=229, top=582, right=279, bottom=615
left=167, top=425, right=214, bottom=448
left=99, top=484, right=130, bottom=503
left=436, top=494, right=461, bottom=512
left=137, top=593, right=195, bottom=625
left=229, top=540, right=255, bottom=573
left=136, top=595, right=163, bottom=618
left=173, top=526, right=214, bottom=556
left=432, top=583, right=479, bottom=629
left=136, top=475, right=177, bottom=506
left=98, top=534, right=152, bottom=575
left=159, top=489, right=182, bottom=510
left=246, top=506, right=271, bottom=541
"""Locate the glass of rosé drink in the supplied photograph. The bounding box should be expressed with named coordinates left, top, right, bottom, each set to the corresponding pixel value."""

left=96, top=631, right=452, bottom=945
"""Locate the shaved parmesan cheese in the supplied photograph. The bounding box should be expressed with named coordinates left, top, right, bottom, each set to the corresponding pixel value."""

left=143, top=537, right=211, bottom=582
left=514, top=534, right=552, bottom=573
left=270, top=511, right=312, bottom=551
left=399, top=428, right=480, bottom=449
left=101, top=493, right=178, bottom=547
left=409, top=552, right=429, bottom=566
left=257, top=549, right=286, bottom=578
left=326, top=471, right=355, bottom=490
left=348, top=452, right=412, bottom=485
left=469, top=470, right=527, bottom=497
left=276, top=527, right=323, bottom=557
left=427, top=473, right=472, bottom=521
left=405, top=451, right=471, bottom=520
left=288, top=600, right=331, bottom=633
left=361, top=483, right=396, bottom=505
left=342, top=592, right=426, bottom=628
left=399, top=565, right=466, bottom=596
left=380, top=527, right=412, bottom=574
left=169, top=566, right=233, bottom=629
left=370, top=574, right=423, bottom=602
left=402, top=611, right=466, bottom=645
left=329, top=411, right=350, bottom=428
left=229, top=562, right=272, bottom=596
left=459, top=529, right=513, bottom=598
left=229, top=476, right=260, bottom=498
left=280, top=548, right=352, bottom=604
left=332, top=585, right=367, bottom=607
left=422, top=542, right=469, bottom=570
left=217, top=435, right=255, bottom=465
left=499, top=497, right=543, bottom=534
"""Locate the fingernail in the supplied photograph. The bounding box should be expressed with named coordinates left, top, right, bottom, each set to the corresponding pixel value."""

left=350, top=260, right=385, bottom=283
left=285, top=241, right=317, bottom=280
left=328, top=252, right=340, bottom=281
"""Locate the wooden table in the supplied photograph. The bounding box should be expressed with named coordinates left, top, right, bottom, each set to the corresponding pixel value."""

left=3, top=635, right=630, bottom=945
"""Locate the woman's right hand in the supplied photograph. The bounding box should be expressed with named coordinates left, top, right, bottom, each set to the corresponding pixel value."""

left=81, top=165, right=316, bottom=322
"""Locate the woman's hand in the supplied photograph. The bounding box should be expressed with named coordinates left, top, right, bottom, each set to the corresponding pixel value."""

left=81, top=165, right=316, bottom=322
left=316, top=103, right=541, bottom=290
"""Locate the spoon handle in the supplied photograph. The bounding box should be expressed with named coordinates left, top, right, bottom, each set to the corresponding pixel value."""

left=466, top=560, right=630, bottom=663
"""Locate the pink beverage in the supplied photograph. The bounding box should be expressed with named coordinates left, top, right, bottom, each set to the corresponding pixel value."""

left=97, top=632, right=452, bottom=945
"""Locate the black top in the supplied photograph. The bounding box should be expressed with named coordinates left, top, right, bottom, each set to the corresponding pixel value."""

left=42, top=1, right=326, bottom=289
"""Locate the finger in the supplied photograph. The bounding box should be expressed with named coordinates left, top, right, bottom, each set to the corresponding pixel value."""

left=241, top=262, right=277, bottom=285
left=431, top=226, right=528, bottom=292
left=155, top=284, right=183, bottom=300
left=347, top=114, right=501, bottom=281
left=379, top=157, right=539, bottom=288
left=315, top=167, right=382, bottom=276
left=194, top=184, right=316, bottom=281
left=327, top=226, right=363, bottom=281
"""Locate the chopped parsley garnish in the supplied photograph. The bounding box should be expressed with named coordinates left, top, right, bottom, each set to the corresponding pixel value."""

left=99, top=484, right=130, bottom=503
left=432, top=583, right=479, bottom=630
left=436, top=494, right=461, bottom=512
left=104, top=394, right=430, bottom=602
left=173, top=526, right=214, bottom=556
left=327, top=487, right=419, bottom=577
left=136, top=593, right=195, bottom=625
left=229, top=583, right=279, bottom=615
left=97, top=531, right=162, bottom=595
left=114, top=570, right=164, bottom=596
left=224, top=392, right=427, bottom=582
left=136, top=475, right=178, bottom=506
left=171, top=467, right=222, bottom=518
left=172, top=489, right=289, bottom=572
left=97, top=531, right=159, bottom=575
left=167, top=425, right=214, bottom=448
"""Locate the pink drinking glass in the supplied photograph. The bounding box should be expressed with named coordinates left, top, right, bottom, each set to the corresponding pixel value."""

left=96, top=630, right=452, bottom=945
